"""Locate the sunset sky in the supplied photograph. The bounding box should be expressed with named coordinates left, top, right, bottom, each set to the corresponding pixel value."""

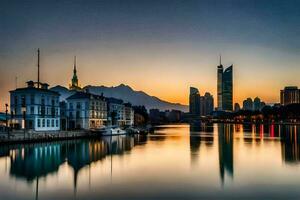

left=1, top=0, right=300, bottom=111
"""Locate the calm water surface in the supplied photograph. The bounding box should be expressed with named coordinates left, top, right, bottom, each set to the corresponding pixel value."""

left=1, top=123, right=300, bottom=199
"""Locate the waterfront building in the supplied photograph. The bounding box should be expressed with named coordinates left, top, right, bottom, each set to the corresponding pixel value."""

left=222, top=65, right=233, bottom=111
left=217, top=56, right=233, bottom=111
left=66, top=92, right=107, bottom=129
left=107, top=97, right=125, bottom=126
left=202, top=92, right=214, bottom=116
left=234, top=103, right=240, bottom=112
left=243, top=98, right=253, bottom=111
left=10, top=81, right=60, bottom=131
left=253, top=97, right=261, bottom=111
left=280, top=86, right=300, bottom=105
left=189, top=87, right=201, bottom=117
left=124, top=103, right=134, bottom=126
left=217, top=56, right=223, bottom=110
left=69, top=56, right=82, bottom=91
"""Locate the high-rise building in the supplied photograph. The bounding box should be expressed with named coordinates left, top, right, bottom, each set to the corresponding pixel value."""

left=253, top=97, right=261, bottom=111
left=234, top=103, right=240, bottom=112
left=217, top=56, right=233, bottom=112
left=280, top=86, right=300, bottom=105
left=217, top=56, right=223, bottom=111
left=243, top=98, right=253, bottom=111
left=222, top=65, right=233, bottom=111
left=203, top=92, right=214, bottom=116
left=189, top=87, right=200, bottom=117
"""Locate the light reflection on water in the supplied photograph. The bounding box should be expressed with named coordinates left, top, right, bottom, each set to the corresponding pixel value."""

left=0, top=123, right=300, bottom=199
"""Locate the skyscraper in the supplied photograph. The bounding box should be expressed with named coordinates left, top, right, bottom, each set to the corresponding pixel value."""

left=280, top=86, right=300, bottom=105
left=189, top=87, right=200, bottom=117
left=222, top=65, right=233, bottom=111
left=203, top=92, right=214, bottom=116
left=217, top=57, right=233, bottom=112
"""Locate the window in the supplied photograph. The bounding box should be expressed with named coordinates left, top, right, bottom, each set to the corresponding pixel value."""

left=30, top=106, right=34, bottom=115
left=30, top=95, right=35, bottom=104
left=56, top=119, right=59, bottom=127
left=42, top=119, right=45, bottom=127
left=21, top=95, right=26, bottom=107
left=37, top=119, right=41, bottom=127
left=76, top=102, right=81, bottom=109
left=47, top=119, right=50, bottom=127
left=51, top=119, right=54, bottom=127
left=69, top=103, right=73, bottom=110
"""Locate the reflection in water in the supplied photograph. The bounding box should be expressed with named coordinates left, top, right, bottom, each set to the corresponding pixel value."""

left=0, top=134, right=147, bottom=199
left=189, top=122, right=214, bottom=165
left=218, top=124, right=234, bottom=184
left=281, top=126, right=300, bottom=164
left=2, top=124, right=300, bottom=199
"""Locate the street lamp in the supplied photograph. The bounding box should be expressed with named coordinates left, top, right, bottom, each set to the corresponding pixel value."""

left=22, top=106, right=26, bottom=139
left=5, top=104, right=9, bottom=139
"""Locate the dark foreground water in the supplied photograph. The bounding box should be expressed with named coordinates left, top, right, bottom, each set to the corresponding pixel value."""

left=1, top=123, right=300, bottom=200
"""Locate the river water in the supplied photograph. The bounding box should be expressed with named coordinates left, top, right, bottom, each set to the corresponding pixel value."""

left=0, top=123, right=300, bottom=199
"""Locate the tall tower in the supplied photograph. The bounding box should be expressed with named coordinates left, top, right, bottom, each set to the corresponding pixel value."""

left=217, top=55, right=223, bottom=110
left=222, top=65, right=233, bottom=111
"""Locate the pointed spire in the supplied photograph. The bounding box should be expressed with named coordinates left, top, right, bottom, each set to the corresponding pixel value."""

left=219, top=54, right=222, bottom=66
left=73, top=56, right=77, bottom=72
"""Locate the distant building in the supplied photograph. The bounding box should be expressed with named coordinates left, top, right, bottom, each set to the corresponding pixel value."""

left=217, top=56, right=233, bottom=111
left=243, top=97, right=266, bottom=111
left=165, top=110, right=182, bottom=122
left=202, top=92, right=214, bottom=116
left=10, top=81, right=60, bottom=131
left=107, top=97, right=125, bottom=126
left=189, top=87, right=200, bottom=117
left=280, top=86, right=300, bottom=105
left=189, top=87, right=214, bottom=117
left=253, top=97, right=261, bottom=111
left=66, top=92, right=107, bottom=129
left=69, top=56, right=82, bottom=91
left=243, top=98, right=253, bottom=111
left=217, top=59, right=223, bottom=110
left=124, top=103, right=134, bottom=126
left=234, top=103, right=240, bottom=112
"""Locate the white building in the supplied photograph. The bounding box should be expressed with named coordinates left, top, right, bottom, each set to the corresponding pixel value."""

left=107, top=98, right=125, bottom=126
left=124, top=103, right=134, bottom=126
left=66, top=92, right=107, bottom=129
left=10, top=81, right=60, bottom=131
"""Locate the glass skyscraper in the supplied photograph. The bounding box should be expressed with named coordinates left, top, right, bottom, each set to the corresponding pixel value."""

left=217, top=57, right=233, bottom=112
left=189, top=87, right=200, bottom=116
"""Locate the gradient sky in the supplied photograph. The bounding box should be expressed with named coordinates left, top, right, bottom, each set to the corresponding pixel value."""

left=1, top=0, right=300, bottom=111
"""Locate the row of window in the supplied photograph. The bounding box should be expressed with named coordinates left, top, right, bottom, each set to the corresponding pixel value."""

left=69, top=101, right=106, bottom=110
left=37, top=119, right=59, bottom=128
left=13, top=95, right=59, bottom=106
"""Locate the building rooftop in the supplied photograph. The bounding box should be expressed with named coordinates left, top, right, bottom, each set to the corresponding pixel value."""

left=67, top=91, right=105, bottom=101
left=10, top=80, right=59, bottom=95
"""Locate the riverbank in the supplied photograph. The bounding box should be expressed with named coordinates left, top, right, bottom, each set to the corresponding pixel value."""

left=0, top=130, right=105, bottom=145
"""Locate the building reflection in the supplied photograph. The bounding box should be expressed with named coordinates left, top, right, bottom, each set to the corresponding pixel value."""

left=189, top=122, right=214, bottom=165
left=218, top=124, right=234, bottom=184
left=0, top=134, right=147, bottom=199
left=281, top=125, right=300, bottom=164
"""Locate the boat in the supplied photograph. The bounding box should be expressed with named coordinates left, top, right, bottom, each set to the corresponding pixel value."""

left=101, top=126, right=127, bottom=136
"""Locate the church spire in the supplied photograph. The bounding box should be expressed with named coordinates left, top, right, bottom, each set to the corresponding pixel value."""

left=73, top=56, right=77, bottom=73
left=69, top=56, right=81, bottom=91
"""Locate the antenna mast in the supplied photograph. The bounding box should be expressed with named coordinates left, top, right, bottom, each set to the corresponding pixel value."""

left=37, top=48, right=40, bottom=88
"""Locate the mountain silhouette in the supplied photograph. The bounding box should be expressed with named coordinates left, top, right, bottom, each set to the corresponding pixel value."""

left=50, top=84, right=188, bottom=112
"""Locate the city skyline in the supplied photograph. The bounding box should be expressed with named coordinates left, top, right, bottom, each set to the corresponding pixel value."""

left=1, top=0, right=300, bottom=111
